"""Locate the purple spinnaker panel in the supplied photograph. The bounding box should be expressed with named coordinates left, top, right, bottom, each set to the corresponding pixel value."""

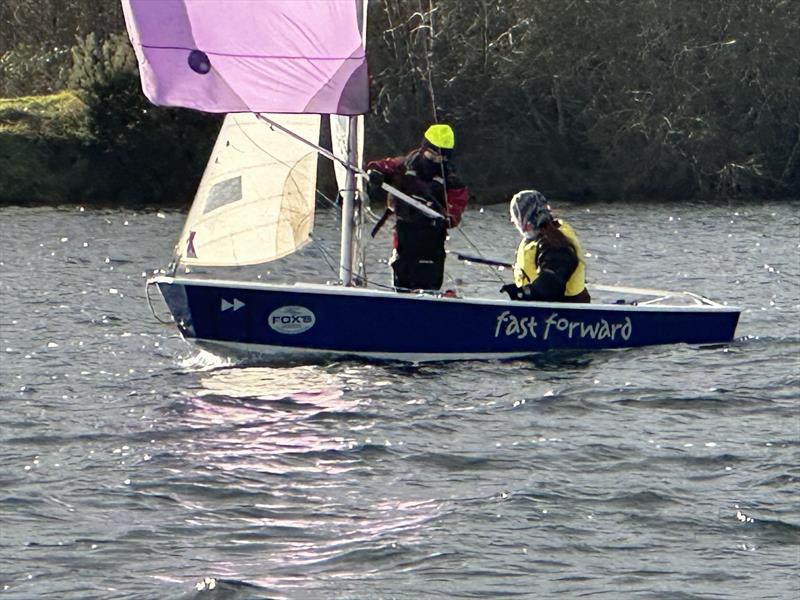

left=121, top=0, right=368, bottom=115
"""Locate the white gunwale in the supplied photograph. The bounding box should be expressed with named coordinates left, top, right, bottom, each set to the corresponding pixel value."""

left=152, top=276, right=741, bottom=314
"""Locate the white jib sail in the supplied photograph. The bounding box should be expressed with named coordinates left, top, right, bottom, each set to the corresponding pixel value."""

left=175, top=113, right=321, bottom=267
left=331, top=115, right=364, bottom=191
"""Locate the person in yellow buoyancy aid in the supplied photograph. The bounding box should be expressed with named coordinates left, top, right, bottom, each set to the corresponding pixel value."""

left=500, top=190, right=591, bottom=303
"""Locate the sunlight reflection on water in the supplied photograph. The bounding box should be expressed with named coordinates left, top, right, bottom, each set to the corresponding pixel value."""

left=196, top=365, right=347, bottom=404
left=177, top=366, right=365, bottom=474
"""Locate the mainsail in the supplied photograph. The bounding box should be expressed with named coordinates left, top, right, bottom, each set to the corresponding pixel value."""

left=175, top=114, right=320, bottom=267
left=121, top=0, right=368, bottom=115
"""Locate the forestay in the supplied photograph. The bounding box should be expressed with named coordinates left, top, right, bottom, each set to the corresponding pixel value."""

left=175, top=114, right=320, bottom=267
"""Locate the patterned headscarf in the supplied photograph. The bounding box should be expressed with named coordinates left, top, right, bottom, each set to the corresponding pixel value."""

left=510, top=190, right=552, bottom=239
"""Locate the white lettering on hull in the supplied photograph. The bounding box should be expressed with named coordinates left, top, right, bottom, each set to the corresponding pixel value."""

left=495, top=310, right=632, bottom=342
left=494, top=311, right=538, bottom=339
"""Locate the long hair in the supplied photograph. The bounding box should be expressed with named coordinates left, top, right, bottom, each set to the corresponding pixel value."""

left=536, top=220, right=576, bottom=253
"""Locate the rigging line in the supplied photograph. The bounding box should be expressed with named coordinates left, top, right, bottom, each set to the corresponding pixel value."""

left=417, top=8, right=500, bottom=286
left=364, top=277, right=451, bottom=296
left=257, top=113, right=442, bottom=220
left=316, top=185, right=372, bottom=282
left=452, top=226, right=508, bottom=283
left=418, top=3, right=499, bottom=289
left=307, top=233, right=339, bottom=277
left=145, top=278, right=174, bottom=324
left=316, top=186, right=380, bottom=228
left=232, top=117, right=314, bottom=171
left=309, top=225, right=369, bottom=284
left=364, top=202, right=384, bottom=221
left=316, top=189, right=342, bottom=213
left=421, top=0, right=438, bottom=122
left=303, top=237, right=370, bottom=289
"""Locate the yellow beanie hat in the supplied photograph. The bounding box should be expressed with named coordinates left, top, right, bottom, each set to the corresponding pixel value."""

left=423, top=124, right=455, bottom=150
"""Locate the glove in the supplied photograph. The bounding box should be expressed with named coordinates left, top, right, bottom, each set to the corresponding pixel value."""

left=500, top=283, right=523, bottom=300
left=367, top=169, right=384, bottom=188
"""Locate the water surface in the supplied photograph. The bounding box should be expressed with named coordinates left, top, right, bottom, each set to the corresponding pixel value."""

left=1, top=200, right=798, bottom=599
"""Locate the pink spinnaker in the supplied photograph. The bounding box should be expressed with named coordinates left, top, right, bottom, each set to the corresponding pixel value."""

left=121, top=0, right=368, bottom=115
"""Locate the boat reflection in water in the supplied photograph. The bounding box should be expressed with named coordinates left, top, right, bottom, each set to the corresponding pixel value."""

left=179, top=365, right=365, bottom=474
left=173, top=364, right=443, bottom=588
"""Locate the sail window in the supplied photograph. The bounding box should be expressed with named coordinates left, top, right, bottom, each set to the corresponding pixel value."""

left=204, top=177, right=242, bottom=214
left=174, top=113, right=320, bottom=267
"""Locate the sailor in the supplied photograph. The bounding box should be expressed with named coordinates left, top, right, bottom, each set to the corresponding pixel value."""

left=366, top=124, right=469, bottom=291
left=500, top=190, right=591, bottom=303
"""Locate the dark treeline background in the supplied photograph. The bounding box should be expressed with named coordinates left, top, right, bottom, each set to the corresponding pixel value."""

left=0, top=0, right=798, bottom=204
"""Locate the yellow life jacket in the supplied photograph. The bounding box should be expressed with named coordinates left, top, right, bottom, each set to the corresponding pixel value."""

left=513, top=219, right=586, bottom=297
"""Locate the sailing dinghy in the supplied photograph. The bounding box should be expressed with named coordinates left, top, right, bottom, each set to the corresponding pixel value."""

left=123, top=0, right=740, bottom=362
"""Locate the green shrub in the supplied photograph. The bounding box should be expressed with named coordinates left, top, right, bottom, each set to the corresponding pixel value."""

left=68, top=32, right=221, bottom=204
left=67, top=32, right=137, bottom=97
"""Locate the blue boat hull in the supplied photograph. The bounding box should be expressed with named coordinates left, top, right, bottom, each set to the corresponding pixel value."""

left=155, top=277, right=740, bottom=361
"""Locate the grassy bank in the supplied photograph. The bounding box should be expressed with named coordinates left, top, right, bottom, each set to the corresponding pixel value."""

left=0, top=92, right=94, bottom=203
left=0, top=91, right=89, bottom=137
left=0, top=90, right=218, bottom=206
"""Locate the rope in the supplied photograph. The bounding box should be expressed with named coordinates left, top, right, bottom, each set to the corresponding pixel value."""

left=366, top=276, right=456, bottom=297
left=145, top=278, right=174, bottom=324
left=315, top=186, right=378, bottom=285
left=421, top=0, right=438, bottom=123
left=416, top=5, right=506, bottom=286
left=452, top=227, right=506, bottom=284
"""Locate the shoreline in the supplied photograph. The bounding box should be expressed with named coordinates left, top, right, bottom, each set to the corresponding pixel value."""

left=2, top=93, right=797, bottom=206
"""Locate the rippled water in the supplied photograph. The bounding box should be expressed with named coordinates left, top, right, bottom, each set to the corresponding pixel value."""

left=1, top=201, right=798, bottom=599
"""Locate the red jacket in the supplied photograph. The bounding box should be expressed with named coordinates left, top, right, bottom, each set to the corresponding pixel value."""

left=366, top=151, right=469, bottom=227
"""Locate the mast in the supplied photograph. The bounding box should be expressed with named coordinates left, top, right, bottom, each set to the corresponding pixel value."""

left=339, top=115, right=359, bottom=285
